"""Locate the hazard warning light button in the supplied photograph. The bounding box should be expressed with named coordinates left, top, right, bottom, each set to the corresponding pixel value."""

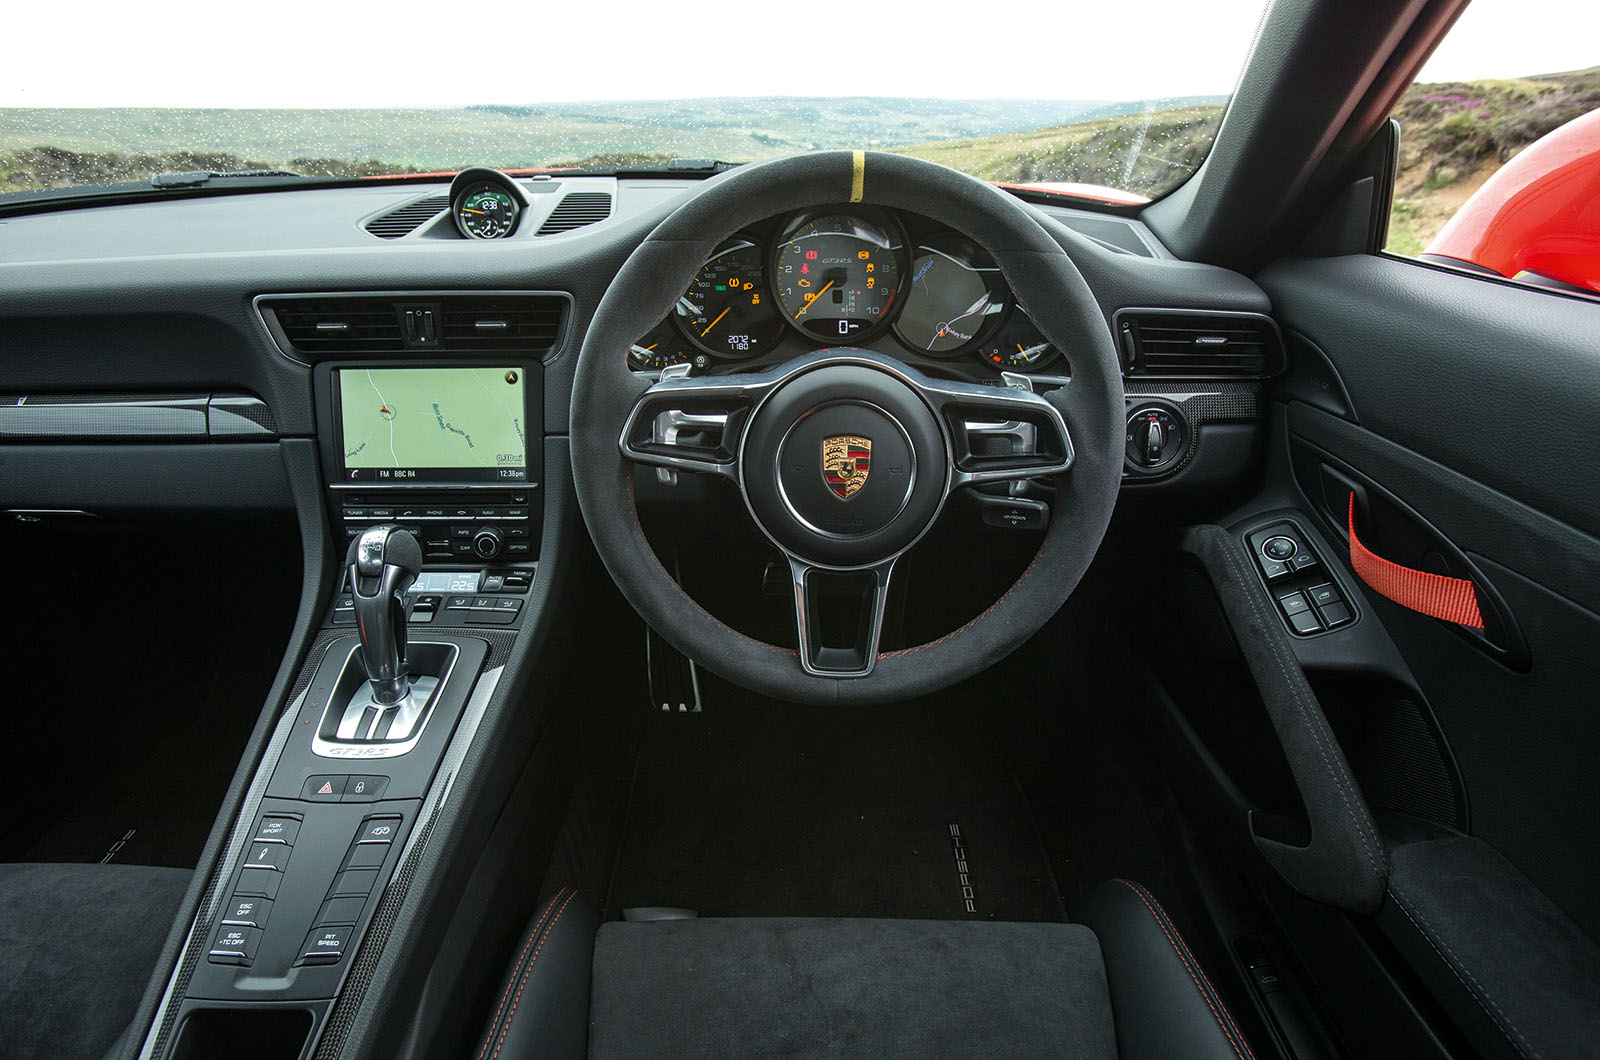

left=301, top=774, right=349, bottom=801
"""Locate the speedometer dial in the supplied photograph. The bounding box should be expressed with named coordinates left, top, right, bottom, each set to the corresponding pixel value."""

left=675, top=240, right=784, bottom=359
left=894, top=234, right=1007, bottom=356
left=772, top=211, right=906, bottom=343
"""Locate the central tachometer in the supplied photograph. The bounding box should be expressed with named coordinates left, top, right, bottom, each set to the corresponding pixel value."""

left=772, top=211, right=906, bottom=343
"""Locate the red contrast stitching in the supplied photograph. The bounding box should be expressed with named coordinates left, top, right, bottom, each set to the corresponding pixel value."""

left=624, top=474, right=797, bottom=658
left=1113, top=879, right=1255, bottom=1060
left=478, top=887, right=571, bottom=1060
left=492, top=888, right=579, bottom=1060
left=880, top=507, right=1060, bottom=659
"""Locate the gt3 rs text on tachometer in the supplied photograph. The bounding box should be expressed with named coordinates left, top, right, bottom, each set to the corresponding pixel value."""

left=771, top=211, right=906, bottom=342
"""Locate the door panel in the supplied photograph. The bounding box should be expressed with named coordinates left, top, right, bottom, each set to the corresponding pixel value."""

left=1262, top=254, right=1600, bottom=539
left=1256, top=252, right=1600, bottom=973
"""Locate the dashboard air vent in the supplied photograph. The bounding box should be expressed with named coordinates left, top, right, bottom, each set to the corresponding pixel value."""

left=536, top=191, right=612, bottom=235
left=364, top=193, right=450, bottom=239
left=269, top=298, right=406, bottom=354
left=260, top=294, right=566, bottom=359
left=1115, top=309, right=1286, bottom=378
left=437, top=296, right=565, bottom=350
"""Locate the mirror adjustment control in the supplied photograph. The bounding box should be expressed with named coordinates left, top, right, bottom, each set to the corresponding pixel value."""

left=1262, top=536, right=1297, bottom=561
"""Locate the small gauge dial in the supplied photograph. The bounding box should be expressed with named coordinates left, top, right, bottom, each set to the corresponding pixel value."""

left=455, top=184, right=520, bottom=239
left=628, top=320, right=693, bottom=371
left=772, top=212, right=906, bottom=343
left=976, top=309, right=1061, bottom=372
left=675, top=240, right=784, bottom=359
left=894, top=234, right=1007, bottom=356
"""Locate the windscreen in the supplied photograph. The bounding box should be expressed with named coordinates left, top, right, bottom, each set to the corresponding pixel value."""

left=1, top=1, right=1271, bottom=204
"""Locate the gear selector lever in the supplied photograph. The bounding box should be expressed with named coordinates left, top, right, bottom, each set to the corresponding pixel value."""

left=347, top=525, right=424, bottom=704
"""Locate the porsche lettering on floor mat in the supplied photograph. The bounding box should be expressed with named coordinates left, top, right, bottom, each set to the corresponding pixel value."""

left=948, top=822, right=978, bottom=913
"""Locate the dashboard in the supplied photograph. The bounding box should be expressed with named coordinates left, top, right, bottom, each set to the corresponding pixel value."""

left=627, top=206, right=1062, bottom=381
left=0, top=168, right=1282, bottom=516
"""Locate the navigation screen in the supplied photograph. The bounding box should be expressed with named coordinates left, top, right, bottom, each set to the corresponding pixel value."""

left=337, top=367, right=527, bottom=483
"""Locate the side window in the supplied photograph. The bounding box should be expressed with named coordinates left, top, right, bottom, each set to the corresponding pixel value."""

left=1383, top=0, right=1600, bottom=295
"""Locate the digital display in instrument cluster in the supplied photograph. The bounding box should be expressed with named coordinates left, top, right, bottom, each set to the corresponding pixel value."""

left=622, top=209, right=1063, bottom=376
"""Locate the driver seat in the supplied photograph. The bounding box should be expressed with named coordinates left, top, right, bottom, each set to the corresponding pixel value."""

left=475, top=879, right=1255, bottom=1060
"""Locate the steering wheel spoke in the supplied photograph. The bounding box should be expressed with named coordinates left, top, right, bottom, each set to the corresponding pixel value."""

left=619, top=369, right=779, bottom=482
left=921, top=378, right=1075, bottom=487
left=789, top=556, right=896, bottom=678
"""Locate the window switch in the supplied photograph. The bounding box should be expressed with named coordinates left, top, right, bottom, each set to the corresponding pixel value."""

left=1290, top=551, right=1320, bottom=573
left=1288, top=609, right=1324, bottom=635
left=1307, top=583, right=1342, bottom=608
left=1319, top=601, right=1354, bottom=627
left=1277, top=592, right=1313, bottom=617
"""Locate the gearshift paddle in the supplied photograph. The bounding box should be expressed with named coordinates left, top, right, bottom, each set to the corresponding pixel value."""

left=347, top=525, right=423, bottom=704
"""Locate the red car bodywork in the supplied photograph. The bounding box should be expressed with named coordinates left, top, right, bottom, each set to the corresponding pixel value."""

left=1423, top=107, right=1600, bottom=293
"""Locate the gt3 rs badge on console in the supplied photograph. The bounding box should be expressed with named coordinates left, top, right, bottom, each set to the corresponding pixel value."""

left=822, top=435, right=872, bottom=499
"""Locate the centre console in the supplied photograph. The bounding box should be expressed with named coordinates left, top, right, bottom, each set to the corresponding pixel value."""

left=154, top=358, right=547, bottom=1058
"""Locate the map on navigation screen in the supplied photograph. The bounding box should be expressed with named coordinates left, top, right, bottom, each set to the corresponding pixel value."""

left=338, top=367, right=527, bottom=483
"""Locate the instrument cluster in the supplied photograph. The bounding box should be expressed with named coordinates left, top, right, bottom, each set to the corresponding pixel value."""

left=626, top=206, right=1063, bottom=378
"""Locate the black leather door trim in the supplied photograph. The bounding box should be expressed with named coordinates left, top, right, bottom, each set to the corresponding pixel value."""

left=1287, top=401, right=1600, bottom=620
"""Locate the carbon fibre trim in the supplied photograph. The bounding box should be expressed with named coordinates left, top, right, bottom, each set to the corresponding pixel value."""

left=314, top=663, right=506, bottom=1058
left=144, top=625, right=518, bottom=1059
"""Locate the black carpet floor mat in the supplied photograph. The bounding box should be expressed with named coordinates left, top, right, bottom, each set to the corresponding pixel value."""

left=603, top=674, right=1065, bottom=923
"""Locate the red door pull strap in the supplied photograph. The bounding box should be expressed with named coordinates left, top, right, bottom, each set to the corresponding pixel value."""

left=1348, top=495, right=1484, bottom=629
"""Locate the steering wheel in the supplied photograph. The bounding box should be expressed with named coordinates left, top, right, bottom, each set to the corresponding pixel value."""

left=571, top=151, right=1123, bottom=705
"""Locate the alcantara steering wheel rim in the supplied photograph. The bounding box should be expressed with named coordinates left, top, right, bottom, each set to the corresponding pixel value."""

left=570, top=151, right=1123, bottom=706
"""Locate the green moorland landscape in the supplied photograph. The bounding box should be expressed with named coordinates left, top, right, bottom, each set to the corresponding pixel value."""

left=2, top=67, right=1597, bottom=253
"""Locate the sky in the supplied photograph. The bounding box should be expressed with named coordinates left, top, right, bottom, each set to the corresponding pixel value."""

left=0, top=0, right=1595, bottom=109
